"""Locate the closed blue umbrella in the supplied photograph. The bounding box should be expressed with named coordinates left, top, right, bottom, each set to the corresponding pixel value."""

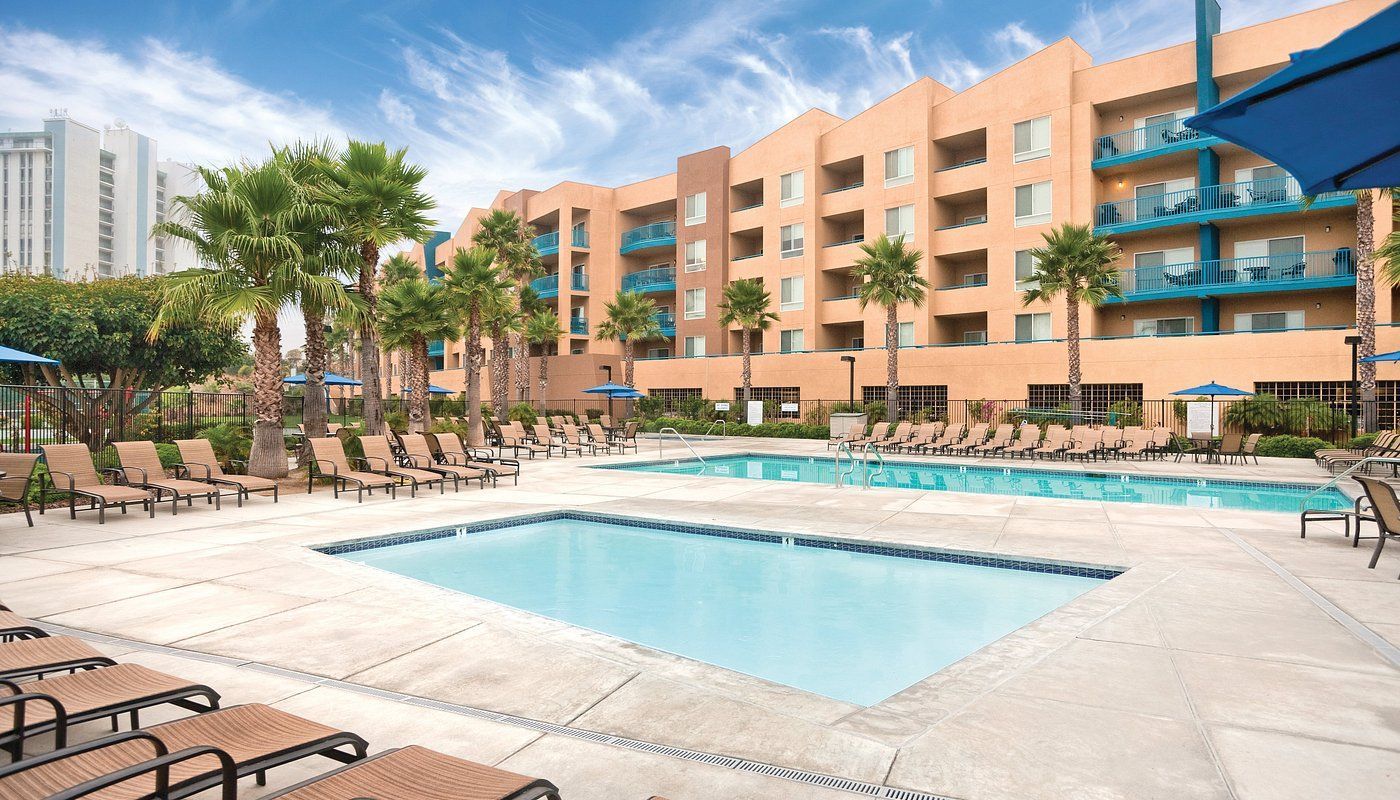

left=1185, top=3, right=1400, bottom=193
left=0, top=344, right=60, bottom=365
left=1359, top=349, right=1400, bottom=363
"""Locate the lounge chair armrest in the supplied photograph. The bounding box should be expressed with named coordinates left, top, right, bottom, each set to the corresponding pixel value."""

left=46, top=468, right=77, bottom=492
left=357, top=455, right=389, bottom=471
left=0, top=729, right=165, bottom=783
left=101, top=467, right=136, bottom=486
left=469, top=448, right=496, bottom=459
left=309, top=457, right=339, bottom=478
left=174, top=462, right=211, bottom=480
left=405, top=454, right=433, bottom=468
left=0, top=679, right=21, bottom=696
left=0, top=691, right=69, bottom=746
left=440, top=451, right=469, bottom=465
left=118, top=465, right=148, bottom=485
left=50, top=745, right=238, bottom=800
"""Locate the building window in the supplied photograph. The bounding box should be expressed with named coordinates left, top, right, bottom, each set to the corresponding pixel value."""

left=684, top=240, right=706, bottom=272
left=1014, top=249, right=1040, bottom=288
left=1234, top=236, right=1305, bottom=277
left=646, top=347, right=672, bottom=358
left=780, top=171, right=804, bottom=207
left=780, top=223, right=804, bottom=259
left=898, top=321, right=915, bottom=348
left=780, top=275, right=804, bottom=311
left=1013, top=116, right=1051, bottom=163
left=683, top=336, right=706, bottom=357
left=884, top=146, right=914, bottom=188
left=684, top=192, right=706, bottom=225
left=779, top=329, right=805, bottom=353
left=1015, top=312, right=1052, bottom=342
left=649, top=387, right=703, bottom=411
left=850, top=336, right=864, bottom=349
left=684, top=288, right=706, bottom=320
left=885, top=204, right=915, bottom=241
left=1134, top=317, right=1194, bottom=336
left=862, top=384, right=947, bottom=420
left=1014, top=181, right=1052, bottom=227
left=1235, top=310, right=1304, bottom=332
left=963, top=330, right=988, bottom=344
left=1028, top=383, right=1143, bottom=412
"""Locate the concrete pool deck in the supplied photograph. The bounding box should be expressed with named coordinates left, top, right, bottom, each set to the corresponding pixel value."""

left=2, top=437, right=1398, bottom=799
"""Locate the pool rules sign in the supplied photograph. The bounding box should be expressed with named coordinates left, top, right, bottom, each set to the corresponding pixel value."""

left=747, top=400, right=764, bottom=426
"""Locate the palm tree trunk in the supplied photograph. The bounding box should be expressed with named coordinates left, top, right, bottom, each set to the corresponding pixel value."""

left=490, top=323, right=508, bottom=415
left=513, top=331, right=530, bottom=404
left=358, top=242, right=386, bottom=436
left=1356, top=190, right=1377, bottom=431
left=741, top=328, right=752, bottom=405
left=249, top=310, right=288, bottom=479
left=300, top=301, right=328, bottom=466
left=623, top=339, right=635, bottom=388
left=885, top=305, right=899, bottom=415
left=1067, top=293, right=1083, bottom=415
left=465, top=310, right=484, bottom=446
left=407, top=335, right=429, bottom=433
left=538, top=351, right=549, bottom=411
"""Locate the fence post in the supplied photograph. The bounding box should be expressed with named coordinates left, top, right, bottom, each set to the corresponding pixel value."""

left=242, top=394, right=249, bottom=428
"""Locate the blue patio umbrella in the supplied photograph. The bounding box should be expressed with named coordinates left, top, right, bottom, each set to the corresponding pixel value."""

left=401, top=384, right=454, bottom=395
left=282, top=371, right=362, bottom=387
left=1360, top=349, right=1400, bottom=363
left=1185, top=3, right=1400, bottom=193
left=1170, top=382, right=1253, bottom=397
left=582, top=382, right=646, bottom=399
left=0, top=344, right=60, bottom=365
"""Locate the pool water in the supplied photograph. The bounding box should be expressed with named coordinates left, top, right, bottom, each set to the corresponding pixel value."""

left=333, top=516, right=1108, bottom=706
left=603, top=454, right=1349, bottom=513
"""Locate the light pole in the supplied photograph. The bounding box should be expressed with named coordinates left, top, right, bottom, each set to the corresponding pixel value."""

left=840, top=355, right=856, bottom=408
left=600, top=365, right=614, bottom=419
left=1346, top=334, right=1362, bottom=437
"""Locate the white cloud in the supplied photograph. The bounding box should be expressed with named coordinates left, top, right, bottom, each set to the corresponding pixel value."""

left=1071, top=0, right=1338, bottom=61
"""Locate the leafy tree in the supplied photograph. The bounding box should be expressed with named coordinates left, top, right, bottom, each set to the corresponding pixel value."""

left=0, top=274, right=245, bottom=449
left=524, top=308, right=564, bottom=409
left=471, top=210, right=542, bottom=403
left=717, top=279, right=779, bottom=405
left=380, top=276, right=457, bottom=431
left=440, top=246, right=511, bottom=445
left=1021, top=223, right=1122, bottom=410
left=852, top=234, right=931, bottom=410
left=595, top=291, right=662, bottom=388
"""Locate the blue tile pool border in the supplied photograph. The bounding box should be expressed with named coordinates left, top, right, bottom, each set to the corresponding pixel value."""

left=313, top=509, right=1125, bottom=581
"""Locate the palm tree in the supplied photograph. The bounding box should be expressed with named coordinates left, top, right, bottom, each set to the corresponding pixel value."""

left=318, top=140, right=435, bottom=437
left=380, top=253, right=422, bottom=395
left=525, top=309, right=565, bottom=409
left=1021, top=222, right=1122, bottom=410
left=440, top=246, right=511, bottom=445
left=717, top=279, right=780, bottom=405
left=484, top=297, right=523, bottom=416
left=471, top=210, right=542, bottom=403
left=595, top=291, right=662, bottom=388
left=380, top=276, right=457, bottom=432
left=852, top=234, right=931, bottom=410
left=150, top=159, right=351, bottom=477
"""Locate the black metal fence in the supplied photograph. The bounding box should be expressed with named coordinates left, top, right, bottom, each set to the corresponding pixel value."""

left=0, top=384, right=251, bottom=455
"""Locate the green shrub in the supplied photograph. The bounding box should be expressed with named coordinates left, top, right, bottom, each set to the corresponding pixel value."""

left=197, top=422, right=251, bottom=464
left=508, top=403, right=538, bottom=426
left=1107, top=400, right=1144, bottom=427
left=384, top=411, right=409, bottom=433
left=1347, top=433, right=1378, bottom=450
left=635, top=396, right=665, bottom=419
left=1255, top=435, right=1331, bottom=459
left=640, top=416, right=829, bottom=440
left=863, top=401, right=887, bottom=423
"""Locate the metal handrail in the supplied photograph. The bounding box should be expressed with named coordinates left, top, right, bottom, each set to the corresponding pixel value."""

left=658, top=427, right=706, bottom=465
left=1300, top=456, right=1400, bottom=511
left=835, top=442, right=856, bottom=488
left=703, top=420, right=726, bottom=438
left=862, top=443, right=886, bottom=489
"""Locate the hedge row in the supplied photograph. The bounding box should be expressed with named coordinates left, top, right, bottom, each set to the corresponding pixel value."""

left=640, top=417, right=830, bottom=440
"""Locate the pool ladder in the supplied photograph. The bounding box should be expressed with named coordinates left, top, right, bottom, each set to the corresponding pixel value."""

left=657, top=427, right=707, bottom=465
left=1298, top=455, right=1400, bottom=511
left=835, top=442, right=885, bottom=489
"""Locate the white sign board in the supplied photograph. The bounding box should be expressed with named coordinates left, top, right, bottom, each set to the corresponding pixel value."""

left=1186, top=402, right=1217, bottom=437
left=780, top=402, right=799, bottom=413
left=714, top=402, right=730, bottom=411
left=746, top=400, right=764, bottom=426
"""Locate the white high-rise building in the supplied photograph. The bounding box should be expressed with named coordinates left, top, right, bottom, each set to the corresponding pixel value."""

left=0, top=112, right=201, bottom=280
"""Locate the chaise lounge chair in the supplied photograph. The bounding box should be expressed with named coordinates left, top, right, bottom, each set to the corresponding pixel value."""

left=397, top=434, right=489, bottom=489
left=891, top=421, right=945, bottom=454
left=264, top=744, right=562, bottom=800
left=39, top=444, right=155, bottom=524
left=112, top=441, right=223, bottom=515
left=0, top=454, right=39, bottom=528
left=430, top=433, right=520, bottom=485
left=359, top=435, right=447, bottom=497
left=0, top=605, right=47, bottom=643
left=966, top=424, right=1015, bottom=457
left=0, top=635, right=116, bottom=682
left=952, top=424, right=990, bottom=456
left=1035, top=426, right=1074, bottom=460
left=1354, top=477, right=1400, bottom=579
left=307, top=438, right=397, bottom=502
left=918, top=422, right=965, bottom=454
left=173, top=439, right=279, bottom=507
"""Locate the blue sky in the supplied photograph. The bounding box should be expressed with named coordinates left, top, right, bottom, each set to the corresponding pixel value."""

left=2, top=0, right=1335, bottom=227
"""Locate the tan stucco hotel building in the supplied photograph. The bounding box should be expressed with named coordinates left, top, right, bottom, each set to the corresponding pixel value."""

left=402, top=0, right=1396, bottom=414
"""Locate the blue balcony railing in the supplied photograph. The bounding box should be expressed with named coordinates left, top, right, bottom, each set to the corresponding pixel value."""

left=571, top=272, right=589, bottom=291
left=937, top=275, right=989, bottom=290
left=653, top=312, right=676, bottom=335
left=620, top=220, right=676, bottom=254
left=621, top=265, right=676, bottom=294
left=1110, top=249, right=1356, bottom=302
left=532, top=230, right=559, bottom=256
left=530, top=273, right=559, bottom=298
left=1095, top=177, right=1351, bottom=234
left=571, top=228, right=589, bottom=249
left=1092, top=118, right=1221, bottom=167
left=426, top=339, right=444, bottom=357
left=570, top=317, right=588, bottom=336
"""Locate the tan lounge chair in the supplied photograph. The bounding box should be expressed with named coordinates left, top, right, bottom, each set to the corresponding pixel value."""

left=866, top=422, right=912, bottom=451
left=587, top=424, right=617, bottom=454
left=967, top=424, right=1015, bottom=456
left=0, top=453, right=39, bottom=527
left=531, top=424, right=568, bottom=457
left=1354, top=476, right=1400, bottom=578
left=430, top=432, right=520, bottom=485
left=359, top=436, right=447, bottom=497
left=919, top=422, right=966, bottom=454
left=0, top=635, right=115, bottom=682
left=1036, top=425, right=1073, bottom=460
left=1115, top=428, right=1154, bottom=459
left=0, top=606, right=47, bottom=643
left=873, top=422, right=920, bottom=452
left=1000, top=424, right=1043, bottom=459
left=398, top=434, right=489, bottom=489
left=501, top=422, right=550, bottom=459
left=112, top=441, right=223, bottom=514
left=1315, top=431, right=1396, bottom=464
left=612, top=421, right=641, bottom=454
left=952, top=424, right=990, bottom=455
left=1063, top=428, right=1105, bottom=461
left=265, top=744, right=562, bottom=800
left=307, top=438, right=397, bottom=502
left=0, top=703, right=368, bottom=800
left=40, top=444, right=154, bottom=523
left=173, top=439, right=278, bottom=506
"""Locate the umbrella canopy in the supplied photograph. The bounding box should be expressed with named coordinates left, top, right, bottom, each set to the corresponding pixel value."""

left=400, top=384, right=454, bottom=395
left=582, top=382, right=646, bottom=398
left=1170, top=382, right=1253, bottom=397
left=282, top=371, right=363, bottom=387
left=1360, top=348, right=1400, bottom=363
left=1185, top=3, right=1400, bottom=194
left=0, top=344, right=60, bottom=365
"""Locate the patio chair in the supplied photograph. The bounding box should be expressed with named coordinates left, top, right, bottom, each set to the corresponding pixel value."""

left=429, top=433, right=519, bottom=485
left=553, top=425, right=586, bottom=457
left=611, top=421, right=640, bottom=454
left=844, top=423, right=883, bottom=449
left=0, top=635, right=116, bottom=682
left=1215, top=433, right=1246, bottom=464
left=1063, top=428, right=1106, bottom=461
left=0, top=605, right=47, bottom=642
left=112, top=441, right=223, bottom=515
left=0, top=453, right=39, bottom=527
left=871, top=422, right=918, bottom=452
left=966, top=424, right=1014, bottom=457
left=0, top=662, right=221, bottom=762
left=919, top=423, right=966, bottom=455
left=599, top=414, right=614, bottom=429
left=261, top=744, right=561, bottom=800
left=306, top=438, right=397, bottom=502
left=1144, top=428, right=1175, bottom=460
left=1115, top=428, right=1153, bottom=460
left=531, top=424, right=569, bottom=457
left=39, top=444, right=155, bottom=523
left=1100, top=427, right=1140, bottom=459
left=1354, top=477, right=1400, bottom=579
left=500, top=422, right=550, bottom=459
left=1314, top=431, right=1395, bottom=465
left=863, top=422, right=909, bottom=451
left=952, top=424, right=990, bottom=455
left=397, top=434, right=489, bottom=489
left=0, top=703, right=368, bottom=800
left=586, top=424, right=616, bottom=455
left=893, top=421, right=945, bottom=453
left=999, top=424, right=1044, bottom=459
left=173, top=439, right=278, bottom=507
left=359, top=436, right=447, bottom=497
left=1036, top=426, right=1074, bottom=460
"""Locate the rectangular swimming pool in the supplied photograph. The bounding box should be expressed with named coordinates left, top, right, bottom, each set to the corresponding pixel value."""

left=324, top=512, right=1113, bottom=706
left=600, top=454, right=1350, bottom=513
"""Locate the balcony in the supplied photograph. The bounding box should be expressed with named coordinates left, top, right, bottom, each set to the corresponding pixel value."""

left=933, top=157, right=986, bottom=173
left=571, top=272, right=589, bottom=292
left=1107, top=249, right=1356, bottom=303
left=570, top=317, right=589, bottom=336
left=427, top=340, right=444, bottom=357
left=824, top=234, right=865, bottom=248
left=530, top=273, right=560, bottom=299
left=571, top=228, right=589, bottom=249
left=821, top=182, right=864, bottom=195
left=934, top=216, right=987, bottom=232
left=620, top=220, right=676, bottom=254
left=936, top=274, right=989, bottom=291
left=621, top=265, right=676, bottom=294
left=653, top=312, right=676, bottom=337
left=732, top=251, right=764, bottom=262
left=532, top=230, right=560, bottom=256
left=1092, top=119, right=1222, bottom=169
left=1094, top=178, right=1353, bottom=235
